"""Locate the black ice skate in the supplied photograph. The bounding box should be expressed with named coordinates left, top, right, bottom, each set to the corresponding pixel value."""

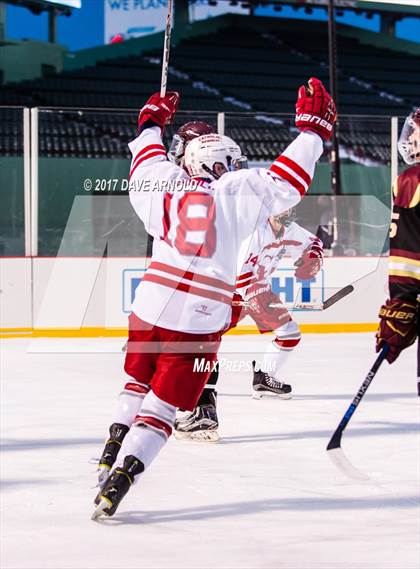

left=174, top=391, right=219, bottom=442
left=92, top=455, right=144, bottom=520
left=252, top=361, right=292, bottom=399
left=97, top=423, right=130, bottom=488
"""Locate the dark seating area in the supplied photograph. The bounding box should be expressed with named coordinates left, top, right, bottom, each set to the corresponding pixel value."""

left=0, top=18, right=414, bottom=164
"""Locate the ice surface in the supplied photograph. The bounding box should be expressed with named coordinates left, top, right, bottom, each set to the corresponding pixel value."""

left=1, top=334, right=419, bottom=569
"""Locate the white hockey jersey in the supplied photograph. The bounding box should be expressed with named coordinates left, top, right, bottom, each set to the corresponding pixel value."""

left=128, top=126, right=323, bottom=333
left=236, top=221, right=322, bottom=295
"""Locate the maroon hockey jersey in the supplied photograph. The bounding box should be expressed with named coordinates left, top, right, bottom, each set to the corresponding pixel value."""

left=389, top=164, right=420, bottom=302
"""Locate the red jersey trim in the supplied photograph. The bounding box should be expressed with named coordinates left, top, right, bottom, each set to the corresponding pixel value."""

left=269, top=164, right=305, bottom=196
left=130, top=146, right=166, bottom=179
left=237, top=271, right=254, bottom=282
left=390, top=249, right=420, bottom=261
left=132, top=144, right=165, bottom=166
left=389, top=275, right=419, bottom=287
left=142, top=273, right=233, bottom=305
left=236, top=277, right=257, bottom=289
left=276, top=155, right=312, bottom=187
left=149, top=261, right=235, bottom=292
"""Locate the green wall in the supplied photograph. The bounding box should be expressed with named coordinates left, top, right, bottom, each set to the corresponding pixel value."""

left=0, top=156, right=391, bottom=256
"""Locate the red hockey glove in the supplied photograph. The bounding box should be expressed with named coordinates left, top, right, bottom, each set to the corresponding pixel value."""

left=245, top=283, right=278, bottom=314
left=137, top=91, right=180, bottom=131
left=376, top=298, right=417, bottom=363
left=295, top=78, right=336, bottom=141
left=294, top=241, right=323, bottom=280
left=245, top=283, right=291, bottom=332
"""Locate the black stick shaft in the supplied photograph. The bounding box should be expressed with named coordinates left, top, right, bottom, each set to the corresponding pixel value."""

left=327, top=344, right=389, bottom=450
left=322, top=284, right=354, bottom=310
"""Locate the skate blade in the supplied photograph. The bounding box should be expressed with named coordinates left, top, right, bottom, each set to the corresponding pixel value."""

left=97, top=466, right=111, bottom=489
left=174, top=430, right=220, bottom=442
left=91, top=499, right=110, bottom=521
left=252, top=391, right=292, bottom=400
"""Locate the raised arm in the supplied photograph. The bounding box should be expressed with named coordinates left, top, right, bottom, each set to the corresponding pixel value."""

left=128, top=92, right=189, bottom=238
left=268, top=77, right=336, bottom=203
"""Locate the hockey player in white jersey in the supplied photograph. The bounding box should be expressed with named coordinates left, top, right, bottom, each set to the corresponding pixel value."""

left=93, top=78, right=336, bottom=518
left=175, top=210, right=323, bottom=441
left=238, top=211, right=323, bottom=399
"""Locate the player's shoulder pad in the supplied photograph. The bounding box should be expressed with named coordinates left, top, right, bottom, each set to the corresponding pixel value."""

left=393, top=164, right=420, bottom=209
left=212, top=168, right=256, bottom=191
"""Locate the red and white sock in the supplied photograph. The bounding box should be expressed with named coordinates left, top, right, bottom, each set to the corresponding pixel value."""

left=260, top=320, right=301, bottom=379
left=111, top=381, right=150, bottom=427
left=115, top=390, right=176, bottom=479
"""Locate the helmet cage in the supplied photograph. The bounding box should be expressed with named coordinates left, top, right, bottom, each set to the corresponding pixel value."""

left=168, top=133, right=185, bottom=165
left=398, top=109, right=420, bottom=165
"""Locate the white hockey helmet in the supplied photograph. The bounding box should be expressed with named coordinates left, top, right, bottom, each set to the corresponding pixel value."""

left=398, top=108, right=420, bottom=165
left=183, top=133, right=247, bottom=180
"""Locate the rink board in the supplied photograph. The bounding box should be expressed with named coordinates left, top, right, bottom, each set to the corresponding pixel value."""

left=0, top=256, right=388, bottom=335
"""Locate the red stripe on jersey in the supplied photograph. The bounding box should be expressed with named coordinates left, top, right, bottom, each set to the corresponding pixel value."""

left=236, top=278, right=256, bottom=289
left=237, top=271, right=254, bottom=282
left=269, top=164, right=305, bottom=196
left=129, top=150, right=166, bottom=179
left=134, top=415, right=172, bottom=438
left=142, top=273, right=233, bottom=305
left=132, top=144, right=165, bottom=165
left=276, top=155, right=312, bottom=187
left=149, top=261, right=235, bottom=292
left=162, top=193, right=173, bottom=245
left=389, top=275, right=420, bottom=286
left=261, top=240, right=301, bottom=254
left=390, top=248, right=420, bottom=261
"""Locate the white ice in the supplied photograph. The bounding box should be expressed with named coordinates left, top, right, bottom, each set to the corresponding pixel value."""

left=1, top=333, right=419, bottom=569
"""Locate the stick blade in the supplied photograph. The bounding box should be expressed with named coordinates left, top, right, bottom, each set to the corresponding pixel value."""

left=327, top=447, right=370, bottom=481
left=326, top=428, right=342, bottom=451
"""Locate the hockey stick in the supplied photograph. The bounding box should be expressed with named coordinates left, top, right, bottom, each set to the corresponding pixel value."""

left=160, top=0, right=173, bottom=97
left=326, top=343, right=389, bottom=480
left=232, top=284, right=354, bottom=311
left=294, top=284, right=354, bottom=310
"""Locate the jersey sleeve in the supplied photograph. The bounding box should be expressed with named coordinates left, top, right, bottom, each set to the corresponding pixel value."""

left=269, top=131, right=323, bottom=199
left=231, top=131, right=324, bottom=224
left=388, top=166, right=420, bottom=303
left=127, top=126, right=189, bottom=239
left=235, top=231, right=261, bottom=292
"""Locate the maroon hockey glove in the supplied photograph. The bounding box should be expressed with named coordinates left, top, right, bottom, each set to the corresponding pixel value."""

left=376, top=298, right=418, bottom=363
left=295, top=78, right=336, bottom=141
left=137, top=91, right=180, bottom=131
left=294, top=241, right=323, bottom=280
